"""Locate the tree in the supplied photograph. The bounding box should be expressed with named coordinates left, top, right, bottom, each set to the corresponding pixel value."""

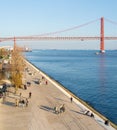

left=10, top=45, right=25, bottom=93
left=0, top=48, right=9, bottom=59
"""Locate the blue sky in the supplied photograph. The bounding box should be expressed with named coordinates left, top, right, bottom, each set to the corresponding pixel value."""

left=0, top=0, right=117, bottom=50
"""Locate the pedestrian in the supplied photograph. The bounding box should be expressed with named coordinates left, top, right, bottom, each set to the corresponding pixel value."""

left=20, top=92, right=22, bottom=97
left=70, top=97, right=73, bottom=103
left=42, top=76, right=44, bottom=80
left=15, top=99, right=19, bottom=107
left=60, top=104, right=65, bottom=113
left=25, top=98, right=29, bottom=107
left=22, top=99, right=25, bottom=107
left=90, top=113, right=94, bottom=117
left=105, top=120, right=109, bottom=125
left=24, top=85, right=27, bottom=90
left=54, top=106, right=58, bottom=114
left=84, top=110, right=90, bottom=115
left=3, top=94, right=6, bottom=103
left=45, top=81, right=48, bottom=85
left=29, top=92, right=32, bottom=98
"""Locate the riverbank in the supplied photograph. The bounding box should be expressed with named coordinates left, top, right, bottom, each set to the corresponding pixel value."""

left=25, top=59, right=116, bottom=130
left=0, top=59, right=116, bottom=130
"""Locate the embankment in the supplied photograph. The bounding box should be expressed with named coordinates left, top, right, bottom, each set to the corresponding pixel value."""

left=25, top=59, right=117, bottom=129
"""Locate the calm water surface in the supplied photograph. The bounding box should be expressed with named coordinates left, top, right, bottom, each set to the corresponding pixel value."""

left=25, top=50, right=117, bottom=125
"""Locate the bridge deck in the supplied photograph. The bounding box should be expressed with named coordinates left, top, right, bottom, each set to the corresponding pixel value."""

left=1, top=36, right=117, bottom=41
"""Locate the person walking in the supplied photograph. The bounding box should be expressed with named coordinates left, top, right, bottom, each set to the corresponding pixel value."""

left=15, top=99, right=19, bottom=107
left=19, top=93, right=22, bottom=99
left=3, top=94, right=6, bottom=103
left=45, top=81, right=48, bottom=85
left=25, top=98, right=29, bottom=107
left=29, top=92, right=32, bottom=98
left=70, top=97, right=73, bottom=103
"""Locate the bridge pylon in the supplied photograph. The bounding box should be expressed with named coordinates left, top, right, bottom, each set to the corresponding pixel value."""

left=13, top=37, right=16, bottom=51
left=100, top=17, right=105, bottom=53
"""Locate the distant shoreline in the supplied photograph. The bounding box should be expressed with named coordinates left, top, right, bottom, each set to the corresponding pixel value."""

left=30, top=49, right=117, bottom=51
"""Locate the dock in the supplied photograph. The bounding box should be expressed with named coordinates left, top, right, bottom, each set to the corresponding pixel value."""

left=0, top=60, right=116, bottom=130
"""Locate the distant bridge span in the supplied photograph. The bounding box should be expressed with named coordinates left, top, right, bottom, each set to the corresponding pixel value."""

left=1, top=36, right=117, bottom=41
left=1, top=17, right=117, bottom=52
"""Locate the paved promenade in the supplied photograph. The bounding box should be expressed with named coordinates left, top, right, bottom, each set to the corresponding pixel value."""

left=0, top=61, right=116, bottom=130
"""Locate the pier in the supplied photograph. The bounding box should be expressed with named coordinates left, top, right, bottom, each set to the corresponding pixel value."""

left=0, top=60, right=116, bottom=130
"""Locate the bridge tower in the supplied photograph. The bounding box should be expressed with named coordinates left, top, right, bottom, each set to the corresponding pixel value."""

left=13, top=37, right=16, bottom=51
left=100, top=17, right=105, bottom=53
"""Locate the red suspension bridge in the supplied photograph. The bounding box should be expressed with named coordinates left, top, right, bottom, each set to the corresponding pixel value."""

left=0, top=17, right=117, bottom=53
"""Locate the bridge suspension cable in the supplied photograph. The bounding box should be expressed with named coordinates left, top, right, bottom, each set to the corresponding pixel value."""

left=31, top=18, right=100, bottom=37
left=105, top=18, right=117, bottom=25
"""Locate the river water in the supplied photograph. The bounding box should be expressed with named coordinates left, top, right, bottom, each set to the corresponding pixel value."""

left=25, top=50, right=117, bottom=125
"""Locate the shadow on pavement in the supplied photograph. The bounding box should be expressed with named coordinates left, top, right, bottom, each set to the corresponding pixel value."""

left=3, top=101, right=15, bottom=107
left=40, top=105, right=55, bottom=113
